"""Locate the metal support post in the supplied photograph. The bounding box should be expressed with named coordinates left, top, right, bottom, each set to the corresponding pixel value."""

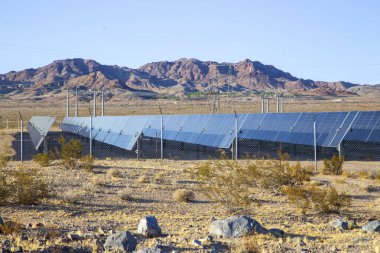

left=266, top=98, right=269, bottom=113
left=66, top=89, right=70, bottom=117
left=281, top=97, right=284, bottom=113
left=234, top=111, right=238, bottom=161
left=276, top=95, right=279, bottom=113
left=75, top=87, right=78, bottom=117
left=20, top=118, right=23, bottom=162
left=136, top=135, right=140, bottom=160
left=313, top=118, right=317, bottom=173
left=261, top=97, right=264, bottom=113
left=93, top=91, right=96, bottom=117
left=89, top=115, right=93, bottom=157
left=160, top=114, right=163, bottom=160
left=101, top=88, right=104, bottom=116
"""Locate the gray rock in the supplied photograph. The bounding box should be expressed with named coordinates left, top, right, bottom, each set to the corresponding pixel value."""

left=209, top=215, right=267, bottom=238
left=331, top=218, right=349, bottom=230
left=135, top=245, right=171, bottom=253
left=268, top=228, right=285, bottom=237
left=192, top=239, right=202, bottom=247
left=137, top=216, right=162, bottom=237
left=104, top=231, right=137, bottom=252
left=362, top=220, right=380, bottom=233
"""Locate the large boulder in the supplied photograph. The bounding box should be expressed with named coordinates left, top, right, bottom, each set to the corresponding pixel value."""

left=104, top=231, right=137, bottom=252
left=362, top=220, right=380, bottom=233
left=137, top=216, right=162, bottom=237
left=209, top=215, right=267, bottom=238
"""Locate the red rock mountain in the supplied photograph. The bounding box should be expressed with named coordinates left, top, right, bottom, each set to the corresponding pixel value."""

left=0, top=58, right=359, bottom=99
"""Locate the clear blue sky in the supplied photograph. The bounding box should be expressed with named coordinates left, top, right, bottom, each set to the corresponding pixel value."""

left=1, top=0, right=379, bottom=84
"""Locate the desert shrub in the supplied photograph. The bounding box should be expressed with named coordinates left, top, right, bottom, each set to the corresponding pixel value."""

left=13, top=166, right=50, bottom=205
left=0, top=154, right=10, bottom=169
left=118, top=188, right=134, bottom=201
left=138, top=174, right=150, bottom=183
left=282, top=185, right=351, bottom=213
left=33, top=153, right=50, bottom=167
left=107, top=168, right=121, bottom=178
left=193, top=157, right=313, bottom=213
left=323, top=155, right=344, bottom=175
left=173, top=189, right=195, bottom=203
left=193, top=159, right=255, bottom=213
left=232, top=236, right=260, bottom=253
left=58, top=137, right=82, bottom=169
left=0, top=221, right=22, bottom=235
left=61, top=190, right=84, bottom=204
left=80, top=155, right=94, bottom=172
left=154, top=171, right=166, bottom=183
left=0, top=172, right=11, bottom=205
left=92, top=176, right=105, bottom=187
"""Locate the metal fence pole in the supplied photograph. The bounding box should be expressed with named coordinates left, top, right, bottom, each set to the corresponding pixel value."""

left=276, top=95, right=279, bottom=113
left=93, top=91, right=96, bottom=117
left=20, top=118, right=23, bottom=162
left=160, top=114, right=163, bottom=160
left=234, top=111, right=238, bottom=161
left=101, top=88, right=104, bottom=116
left=89, top=115, right=93, bottom=157
left=266, top=98, right=269, bottom=113
left=313, top=118, right=317, bottom=173
left=75, top=87, right=78, bottom=117
left=281, top=97, right=284, bottom=113
left=66, top=89, right=70, bottom=117
left=261, top=97, right=264, bottom=113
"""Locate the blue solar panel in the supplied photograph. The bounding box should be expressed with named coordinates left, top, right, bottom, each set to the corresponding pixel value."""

left=28, top=116, right=55, bottom=150
left=60, top=111, right=380, bottom=151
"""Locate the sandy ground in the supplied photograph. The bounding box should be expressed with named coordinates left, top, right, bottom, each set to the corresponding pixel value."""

left=0, top=158, right=379, bottom=252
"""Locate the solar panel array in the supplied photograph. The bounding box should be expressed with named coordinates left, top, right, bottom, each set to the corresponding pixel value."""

left=60, top=111, right=380, bottom=151
left=28, top=116, right=56, bottom=150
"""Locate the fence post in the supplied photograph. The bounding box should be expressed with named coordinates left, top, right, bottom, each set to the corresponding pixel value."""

left=93, top=91, right=97, bottom=117
left=234, top=111, right=238, bottom=161
left=313, top=117, right=317, bottom=173
left=160, top=114, right=163, bottom=160
left=75, top=87, right=78, bottom=117
left=101, top=88, right=104, bottom=116
left=66, top=89, right=70, bottom=117
left=89, top=115, right=93, bottom=157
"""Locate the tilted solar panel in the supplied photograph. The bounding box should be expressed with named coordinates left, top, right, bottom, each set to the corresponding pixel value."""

left=28, top=116, right=56, bottom=150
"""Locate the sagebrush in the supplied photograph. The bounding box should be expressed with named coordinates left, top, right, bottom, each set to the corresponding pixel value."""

left=323, top=155, right=344, bottom=175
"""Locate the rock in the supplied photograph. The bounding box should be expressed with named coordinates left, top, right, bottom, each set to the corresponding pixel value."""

left=0, top=216, right=3, bottom=226
left=209, top=215, right=267, bottom=238
left=135, top=245, right=172, bottom=253
left=192, top=239, right=202, bottom=247
left=362, top=220, right=380, bottom=233
left=137, top=216, right=162, bottom=237
left=199, top=235, right=213, bottom=243
left=68, top=233, right=83, bottom=241
left=331, top=218, right=349, bottom=230
left=104, top=231, right=137, bottom=252
left=268, top=228, right=285, bottom=237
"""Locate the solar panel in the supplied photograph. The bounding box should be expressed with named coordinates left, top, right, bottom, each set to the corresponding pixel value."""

left=28, top=116, right=55, bottom=150
left=60, top=111, right=380, bottom=152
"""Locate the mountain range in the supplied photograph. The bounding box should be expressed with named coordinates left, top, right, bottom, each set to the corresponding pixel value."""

left=0, top=58, right=372, bottom=100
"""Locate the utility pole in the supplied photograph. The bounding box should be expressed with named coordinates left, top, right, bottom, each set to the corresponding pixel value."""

left=19, top=112, right=23, bottom=162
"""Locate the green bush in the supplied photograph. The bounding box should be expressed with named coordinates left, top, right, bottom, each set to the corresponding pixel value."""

left=13, top=166, right=50, bottom=205
left=58, top=137, right=82, bottom=169
left=323, top=155, right=344, bottom=175
left=80, top=155, right=94, bottom=172
left=282, top=185, right=351, bottom=213
left=193, top=156, right=313, bottom=213
left=33, top=153, right=50, bottom=167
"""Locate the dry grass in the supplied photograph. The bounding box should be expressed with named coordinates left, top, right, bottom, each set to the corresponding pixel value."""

left=0, top=158, right=379, bottom=252
left=173, top=189, right=195, bottom=203
left=107, top=168, right=122, bottom=178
